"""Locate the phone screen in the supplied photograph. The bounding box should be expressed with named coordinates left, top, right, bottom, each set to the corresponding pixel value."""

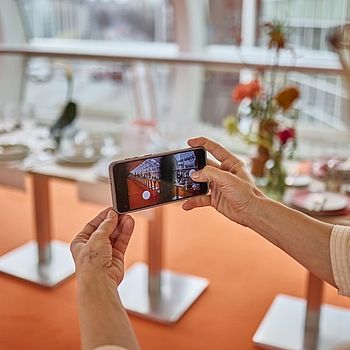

left=111, top=148, right=208, bottom=213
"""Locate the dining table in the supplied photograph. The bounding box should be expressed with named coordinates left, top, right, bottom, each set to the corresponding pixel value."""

left=1, top=127, right=350, bottom=341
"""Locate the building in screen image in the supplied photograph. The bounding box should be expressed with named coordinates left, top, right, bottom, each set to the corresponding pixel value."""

left=173, top=151, right=201, bottom=196
left=126, top=151, right=201, bottom=210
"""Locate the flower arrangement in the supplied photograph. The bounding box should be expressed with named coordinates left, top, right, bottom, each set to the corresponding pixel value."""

left=223, top=20, right=300, bottom=179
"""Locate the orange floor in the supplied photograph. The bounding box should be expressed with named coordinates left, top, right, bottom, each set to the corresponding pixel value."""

left=1, top=177, right=350, bottom=350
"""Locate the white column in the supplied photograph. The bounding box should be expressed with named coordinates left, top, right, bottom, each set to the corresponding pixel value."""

left=169, top=0, right=207, bottom=123
left=241, top=0, right=258, bottom=47
left=240, top=0, right=258, bottom=82
left=0, top=0, right=26, bottom=105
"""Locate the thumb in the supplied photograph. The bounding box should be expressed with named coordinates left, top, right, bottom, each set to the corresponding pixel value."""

left=91, top=209, right=118, bottom=240
left=191, top=165, right=233, bottom=186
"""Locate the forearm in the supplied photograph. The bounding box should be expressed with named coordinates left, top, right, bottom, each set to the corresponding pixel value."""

left=247, top=196, right=335, bottom=287
left=77, top=274, right=140, bottom=350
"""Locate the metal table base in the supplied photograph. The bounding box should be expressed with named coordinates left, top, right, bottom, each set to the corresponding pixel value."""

left=0, top=173, right=75, bottom=287
left=118, top=262, right=208, bottom=324
left=253, top=294, right=350, bottom=350
left=0, top=240, right=74, bottom=287
left=119, top=207, right=209, bottom=324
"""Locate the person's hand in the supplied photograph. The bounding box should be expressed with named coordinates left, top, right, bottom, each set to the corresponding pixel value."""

left=182, top=137, right=265, bottom=227
left=70, top=208, right=135, bottom=286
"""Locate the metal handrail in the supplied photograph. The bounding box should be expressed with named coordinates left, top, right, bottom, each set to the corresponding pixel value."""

left=0, top=41, right=343, bottom=75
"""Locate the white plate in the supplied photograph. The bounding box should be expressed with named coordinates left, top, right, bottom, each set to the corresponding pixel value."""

left=56, top=153, right=101, bottom=166
left=285, top=175, right=311, bottom=188
left=291, top=191, right=348, bottom=212
left=0, top=144, right=30, bottom=162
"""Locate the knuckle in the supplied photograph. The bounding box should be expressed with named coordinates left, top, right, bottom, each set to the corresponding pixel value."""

left=69, top=240, right=75, bottom=254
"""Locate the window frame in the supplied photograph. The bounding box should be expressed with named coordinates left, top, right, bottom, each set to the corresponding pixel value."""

left=1, top=0, right=350, bottom=157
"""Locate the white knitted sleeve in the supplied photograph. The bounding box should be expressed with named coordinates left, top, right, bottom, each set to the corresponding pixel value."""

left=330, top=225, right=350, bottom=297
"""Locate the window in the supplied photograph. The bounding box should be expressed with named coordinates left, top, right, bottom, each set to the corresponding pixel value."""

left=19, top=0, right=174, bottom=42
left=2, top=0, right=350, bottom=158
left=257, top=0, right=350, bottom=130
left=207, top=0, right=242, bottom=45
left=16, top=0, right=176, bottom=126
left=197, top=0, right=350, bottom=133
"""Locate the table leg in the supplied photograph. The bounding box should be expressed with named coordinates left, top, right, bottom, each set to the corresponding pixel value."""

left=303, top=273, right=323, bottom=350
left=0, top=173, right=75, bottom=287
left=33, top=173, right=52, bottom=264
left=118, top=206, right=209, bottom=323
left=253, top=271, right=350, bottom=349
left=147, top=207, right=163, bottom=297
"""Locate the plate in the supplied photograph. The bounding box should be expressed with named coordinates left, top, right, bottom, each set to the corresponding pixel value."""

left=56, top=153, right=101, bottom=166
left=285, top=175, right=311, bottom=188
left=290, top=191, right=348, bottom=214
left=0, top=144, right=30, bottom=161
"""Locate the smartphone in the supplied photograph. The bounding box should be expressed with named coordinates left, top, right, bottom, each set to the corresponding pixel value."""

left=109, top=147, right=208, bottom=214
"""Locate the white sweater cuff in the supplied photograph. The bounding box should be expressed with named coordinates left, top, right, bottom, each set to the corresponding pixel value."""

left=330, top=225, right=350, bottom=297
left=94, top=346, right=128, bottom=350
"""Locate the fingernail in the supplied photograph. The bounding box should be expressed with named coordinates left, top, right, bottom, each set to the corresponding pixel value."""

left=107, top=210, right=117, bottom=219
left=191, top=171, right=199, bottom=179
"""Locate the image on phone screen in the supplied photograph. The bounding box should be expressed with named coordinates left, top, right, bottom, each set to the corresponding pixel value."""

left=112, top=148, right=207, bottom=213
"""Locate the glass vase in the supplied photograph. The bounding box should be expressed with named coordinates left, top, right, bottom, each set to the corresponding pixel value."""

left=266, top=150, right=286, bottom=201
left=250, top=119, right=276, bottom=178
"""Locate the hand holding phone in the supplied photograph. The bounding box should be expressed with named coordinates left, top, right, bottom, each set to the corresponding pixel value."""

left=109, top=147, right=208, bottom=214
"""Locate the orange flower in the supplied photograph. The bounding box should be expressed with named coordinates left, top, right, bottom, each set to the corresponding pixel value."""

left=232, top=84, right=250, bottom=102
left=232, top=80, right=261, bottom=102
left=275, top=86, right=300, bottom=111
left=247, top=80, right=261, bottom=98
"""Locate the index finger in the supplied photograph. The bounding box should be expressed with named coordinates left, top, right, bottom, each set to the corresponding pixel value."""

left=188, top=137, right=244, bottom=174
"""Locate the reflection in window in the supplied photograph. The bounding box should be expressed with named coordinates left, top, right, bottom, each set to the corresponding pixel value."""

left=259, top=0, right=349, bottom=51
left=24, top=60, right=132, bottom=124
left=23, top=58, right=173, bottom=129
left=257, top=0, right=350, bottom=129
left=18, top=1, right=175, bottom=127
left=207, top=0, right=242, bottom=45
left=200, top=71, right=240, bottom=125
left=15, top=0, right=350, bottom=133
left=19, top=0, right=174, bottom=42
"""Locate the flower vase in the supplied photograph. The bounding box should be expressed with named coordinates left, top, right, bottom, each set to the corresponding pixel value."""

left=266, top=151, right=286, bottom=200
left=250, top=145, right=270, bottom=177
left=250, top=120, right=276, bottom=177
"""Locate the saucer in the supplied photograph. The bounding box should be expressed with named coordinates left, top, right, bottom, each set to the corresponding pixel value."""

left=0, top=144, right=30, bottom=162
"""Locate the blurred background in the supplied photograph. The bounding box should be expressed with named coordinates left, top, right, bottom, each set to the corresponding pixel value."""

left=1, top=0, right=350, bottom=158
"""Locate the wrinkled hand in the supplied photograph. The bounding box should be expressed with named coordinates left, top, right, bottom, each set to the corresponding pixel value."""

left=182, top=137, right=265, bottom=227
left=70, top=208, right=135, bottom=286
